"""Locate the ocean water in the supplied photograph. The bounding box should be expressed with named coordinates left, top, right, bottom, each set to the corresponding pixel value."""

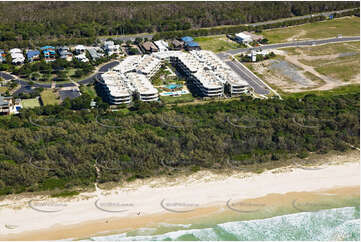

left=89, top=206, right=360, bottom=241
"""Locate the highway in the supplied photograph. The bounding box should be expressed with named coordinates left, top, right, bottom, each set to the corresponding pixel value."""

left=248, top=8, right=358, bottom=27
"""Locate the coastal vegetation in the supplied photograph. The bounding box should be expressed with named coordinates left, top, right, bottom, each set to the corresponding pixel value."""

left=0, top=2, right=358, bottom=48
left=0, top=90, right=359, bottom=196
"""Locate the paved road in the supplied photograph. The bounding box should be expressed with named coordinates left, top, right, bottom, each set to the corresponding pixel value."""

left=99, top=34, right=154, bottom=42
left=248, top=8, right=358, bottom=27
left=78, top=60, right=119, bottom=85
left=218, top=36, right=360, bottom=95
left=1, top=60, right=120, bottom=96
left=226, top=60, right=270, bottom=95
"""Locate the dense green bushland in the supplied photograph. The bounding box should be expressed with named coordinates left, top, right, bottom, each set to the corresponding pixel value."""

left=0, top=91, right=359, bottom=195
left=0, top=1, right=358, bottom=48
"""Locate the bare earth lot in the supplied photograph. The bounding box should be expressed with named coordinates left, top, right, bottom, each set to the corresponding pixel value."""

left=245, top=41, right=360, bottom=93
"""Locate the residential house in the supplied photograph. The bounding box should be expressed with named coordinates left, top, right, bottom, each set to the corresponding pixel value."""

left=140, top=41, right=158, bottom=54
left=26, top=50, right=40, bottom=62
left=170, top=40, right=183, bottom=50
left=9, top=48, right=25, bottom=65
left=154, top=40, right=169, bottom=52
left=40, top=46, right=56, bottom=62
left=58, top=46, right=73, bottom=61
left=180, top=36, right=201, bottom=51
left=0, top=49, right=5, bottom=63
left=184, top=41, right=201, bottom=51
left=103, top=41, right=120, bottom=56
left=181, top=36, right=193, bottom=43
left=0, top=96, right=21, bottom=115
left=75, top=53, right=89, bottom=63
left=74, top=45, right=86, bottom=54
left=88, top=47, right=104, bottom=60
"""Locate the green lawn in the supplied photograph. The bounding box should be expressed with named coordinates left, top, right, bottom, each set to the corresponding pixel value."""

left=80, top=85, right=97, bottom=99
left=21, top=98, right=41, bottom=109
left=283, top=41, right=360, bottom=56
left=40, top=89, right=61, bottom=106
left=0, top=86, right=8, bottom=94
left=263, top=16, right=360, bottom=43
left=160, top=93, right=195, bottom=104
left=194, top=35, right=244, bottom=52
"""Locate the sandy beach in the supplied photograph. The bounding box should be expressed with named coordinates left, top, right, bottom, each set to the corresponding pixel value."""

left=0, top=150, right=359, bottom=240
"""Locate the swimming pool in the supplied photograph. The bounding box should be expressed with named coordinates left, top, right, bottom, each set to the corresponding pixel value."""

left=160, top=90, right=189, bottom=96
left=166, top=84, right=182, bottom=89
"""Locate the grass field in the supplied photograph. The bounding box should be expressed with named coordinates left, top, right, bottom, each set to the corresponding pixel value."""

left=21, top=98, right=41, bottom=109
left=283, top=41, right=360, bottom=56
left=193, top=35, right=244, bottom=52
left=298, top=53, right=360, bottom=82
left=80, top=85, right=97, bottom=99
left=160, top=93, right=195, bottom=104
left=40, top=89, right=61, bottom=106
left=282, top=41, right=360, bottom=82
left=0, top=86, right=8, bottom=94
left=263, top=16, right=360, bottom=43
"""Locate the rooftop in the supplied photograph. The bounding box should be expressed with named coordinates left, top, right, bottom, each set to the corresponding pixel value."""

left=181, top=36, right=193, bottom=43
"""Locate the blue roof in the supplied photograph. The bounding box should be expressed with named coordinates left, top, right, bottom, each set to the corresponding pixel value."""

left=40, top=46, right=55, bottom=50
left=43, top=50, right=56, bottom=54
left=181, top=36, right=193, bottom=43
left=27, top=50, right=40, bottom=59
left=186, top=41, right=200, bottom=47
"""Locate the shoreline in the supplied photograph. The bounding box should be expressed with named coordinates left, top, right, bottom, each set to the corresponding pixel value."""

left=0, top=150, right=359, bottom=240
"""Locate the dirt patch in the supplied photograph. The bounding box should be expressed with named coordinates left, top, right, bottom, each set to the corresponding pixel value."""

left=248, top=45, right=359, bottom=93
left=286, top=29, right=306, bottom=41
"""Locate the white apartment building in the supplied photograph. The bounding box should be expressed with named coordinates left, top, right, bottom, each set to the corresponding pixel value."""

left=170, top=50, right=249, bottom=97
left=126, top=72, right=159, bottom=102
left=136, top=55, right=162, bottom=78
left=99, top=71, right=132, bottom=104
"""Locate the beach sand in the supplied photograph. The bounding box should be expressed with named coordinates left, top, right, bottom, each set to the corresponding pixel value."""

left=0, top=150, right=359, bottom=240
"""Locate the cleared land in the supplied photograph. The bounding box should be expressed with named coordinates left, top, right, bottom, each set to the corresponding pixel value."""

left=194, top=35, right=244, bottom=53
left=263, top=16, right=360, bottom=43
left=243, top=41, right=360, bottom=93
left=40, top=89, right=61, bottom=106
left=21, top=98, right=41, bottom=109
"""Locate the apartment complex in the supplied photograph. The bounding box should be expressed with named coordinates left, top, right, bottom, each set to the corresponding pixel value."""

left=99, top=50, right=249, bottom=104
left=154, top=50, right=249, bottom=97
